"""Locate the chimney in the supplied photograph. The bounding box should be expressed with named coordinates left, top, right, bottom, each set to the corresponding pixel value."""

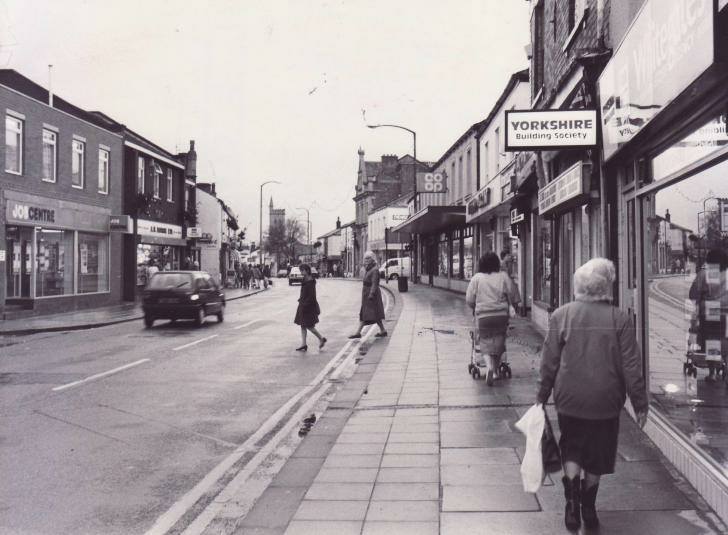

left=336, top=217, right=341, bottom=229
left=186, top=140, right=197, bottom=179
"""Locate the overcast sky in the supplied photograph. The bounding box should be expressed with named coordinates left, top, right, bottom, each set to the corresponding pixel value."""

left=0, top=0, right=530, bottom=243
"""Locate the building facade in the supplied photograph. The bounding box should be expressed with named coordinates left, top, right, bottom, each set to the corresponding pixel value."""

left=367, top=195, right=411, bottom=267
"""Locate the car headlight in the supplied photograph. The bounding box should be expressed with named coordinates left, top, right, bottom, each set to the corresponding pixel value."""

left=190, top=294, right=200, bottom=301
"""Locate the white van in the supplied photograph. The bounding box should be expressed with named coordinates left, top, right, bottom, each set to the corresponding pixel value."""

left=379, top=257, right=411, bottom=280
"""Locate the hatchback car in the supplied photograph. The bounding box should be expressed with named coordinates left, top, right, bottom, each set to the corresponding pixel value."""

left=142, top=271, right=225, bottom=328
left=288, top=266, right=303, bottom=285
left=277, top=268, right=289, bottom=278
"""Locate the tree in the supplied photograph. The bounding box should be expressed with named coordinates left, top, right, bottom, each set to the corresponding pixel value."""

left=264, top=218, right=305, bottom=263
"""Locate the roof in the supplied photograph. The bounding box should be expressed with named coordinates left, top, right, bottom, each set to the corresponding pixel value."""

left=317, top=227, right=342, bottom=239
left=88, top=110, right=181, bottom=161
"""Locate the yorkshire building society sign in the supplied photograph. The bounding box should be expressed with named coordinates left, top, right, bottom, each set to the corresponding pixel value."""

left=416, top=171, right=448, bottom=193
left=505, top=110, right=597, bottom=150
left=538, top=162, right=588, bottom=215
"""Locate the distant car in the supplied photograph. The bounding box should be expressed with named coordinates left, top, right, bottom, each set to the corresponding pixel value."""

left=277, top=268, right=288, bottom=278
left=289, top=266, right=303, bottom=285
left=379, top=257, right=411, bottom=281
left=142, top=271, right=225, bottom=328
left=310, top=267, right=319, bottom=279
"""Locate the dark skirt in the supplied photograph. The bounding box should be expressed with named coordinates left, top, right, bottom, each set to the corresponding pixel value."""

left=477, top=315, right=509, bottom=357
left=557, top=413, right=620, bottom=475
left=294, top=305, right=319, bottom=328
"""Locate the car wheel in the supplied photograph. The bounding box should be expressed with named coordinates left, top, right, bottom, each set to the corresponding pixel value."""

left=217, top=306, right=224, bottom=323
left=144, top=315, right=154, bottom=329
left=194, top=307, right=205, bottom=327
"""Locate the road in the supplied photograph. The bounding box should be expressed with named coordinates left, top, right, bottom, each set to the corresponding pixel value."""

left=0, top=279, right=377, bottom=535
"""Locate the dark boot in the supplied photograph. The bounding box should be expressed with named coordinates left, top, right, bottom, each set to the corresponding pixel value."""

left=562, top=475, right=581, bottom=531
left=581, top=480, right=600, bottom=529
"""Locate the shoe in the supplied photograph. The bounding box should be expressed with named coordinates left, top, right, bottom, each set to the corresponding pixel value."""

left=348, top=333, right=362, bottom=339
left=295, top=345, right=308, bottom=352
left=562, top=475, right=581, bottom=531
left=375, top=331, right=388, bottom=338
left=581, top=481, right=599, bottom=529
left=319, top=337, right=327, bottom=349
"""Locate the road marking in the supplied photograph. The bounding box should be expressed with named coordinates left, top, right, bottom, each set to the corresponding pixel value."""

left=232, top=319, right=263, bottom=331
left=52, top=359, right=150, bottom=392
left=172, top=334, right=218, bottom=351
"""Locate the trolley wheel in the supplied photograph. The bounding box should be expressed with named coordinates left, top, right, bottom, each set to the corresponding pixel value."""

left=471, top=367, right=481, bottom=379
left=467, top=364, right=474, bottom=375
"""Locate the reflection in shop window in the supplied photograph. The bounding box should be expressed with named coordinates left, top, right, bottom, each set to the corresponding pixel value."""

left=645, top=156, right=728, bottom=473
left=78, top=233, right=109, bottom=293
left=36, top=229, right=74, bottom=297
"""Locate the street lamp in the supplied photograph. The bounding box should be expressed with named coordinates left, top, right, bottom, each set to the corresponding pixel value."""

left=296, top=206, right=311, bottom=246
left=259, top=180, right=281, bottom=263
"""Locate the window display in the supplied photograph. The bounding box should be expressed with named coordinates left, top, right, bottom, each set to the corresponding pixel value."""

left=78, top=233, right=109, bottom=293
left=452, top=237, right=461, bottom=279
left=36, top=228, right=74, bottom=297
left=463, top=236, right=474, bottom=279
left=535, top=216, right=552, bottom=304
left=438, top=234, right=449, bottom=277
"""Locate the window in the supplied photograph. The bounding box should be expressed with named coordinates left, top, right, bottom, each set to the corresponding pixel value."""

left=567, top=0, right=587, bottom=34
left=495, top=127, right=501, bottom=172
left=438, top=234, right=449, bottom=277
left=78, top=232, right=109, bottom=293
left=535, top=215, right=552, bottom=305
left=42, top=129, right=57, bottom=182
left=72, top=140, right=85, bottom=188
left=153, top=162, right=161, bottom=198
left=466, top=149, right=472, bottom=193
left=137, top=156, right=145, bottom=193
left=452, top=235, right=462, bottom=279
left=463, top=236, right=474, bottom=279
left=36, top=229, right=75, bottom=297
left=484, top=141, right=490, bottom=180
left=451, top=162, right=456, bottom=202
left=166, top=169, right=173, bottom=201
left=5, top=115, right=23, bottom=174
left=98, top=148, right=109, bottom=193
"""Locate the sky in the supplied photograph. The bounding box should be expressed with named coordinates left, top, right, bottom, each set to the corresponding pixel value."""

left=0, top=0, right=531, bottom=244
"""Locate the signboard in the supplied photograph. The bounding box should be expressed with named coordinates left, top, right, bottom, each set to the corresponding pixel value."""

left=538, top=162, right=587, bottom=215
left=137, top=218, right=183, bottom=239
left=505, top=110, right=597, bottom=150
left=510, top=208, right=525, bottom=224
left=5, top=196, right=109, bottom=232
left=109, top=214, right=132, bottom=233
left=186, top=226, right=202, bottom=239
left=466, top=187, right=492, bottom=220
left=598, top=0, right=714, bottom=160
left=0, top=250, right=5, bottom=262
left=416, top=171, right=448, bottom=193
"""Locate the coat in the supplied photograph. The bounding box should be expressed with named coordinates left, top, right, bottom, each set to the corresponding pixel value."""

left=465, top=271, right=521, bottom=319
left=359, top=264, right=385, bottom=324
left=294, top=278, right=320, bottom=328
left=537, top=300, right=648, bottom=420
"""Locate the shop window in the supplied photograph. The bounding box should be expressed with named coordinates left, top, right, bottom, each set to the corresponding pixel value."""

left=463, top=236, right=474, bottom=279
left=643, top=157, right=728, bottom=472
left=153, top=162, right=162, bottom=199
left=137, top=157, right=145, bottom=194
left=438, top=234, right=449, bottom=277
left=5, top=115, right=23, bottom=174
left=559, top=212, right=574, bottom=305
left=78, top=233, right=109, bottom=293
left=98, top=148, right=109, bottom=194
left=535, top=215, right=552, bottom=304
left=452, top=237, right=461, bottom=279
left=72, top=140, right=85, bottom=188
left=6, top=226, right=32, bottom=298
left=36, top=228, right=74, bottom=297
left=42, top=129, right=57, bottom=183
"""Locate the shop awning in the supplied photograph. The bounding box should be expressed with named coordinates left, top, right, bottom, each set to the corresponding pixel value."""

left=392, top=205, right=466, bottom=235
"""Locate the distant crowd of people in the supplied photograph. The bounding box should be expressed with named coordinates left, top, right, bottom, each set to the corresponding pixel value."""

left=233, top=262, right=271, bottom=290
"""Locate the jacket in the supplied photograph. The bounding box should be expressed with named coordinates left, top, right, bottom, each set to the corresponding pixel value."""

left=465, top=271, right=521, bottom=319
left=537, top=300, right=648, bottom=419
left=294, top=278, right=320, bottom=327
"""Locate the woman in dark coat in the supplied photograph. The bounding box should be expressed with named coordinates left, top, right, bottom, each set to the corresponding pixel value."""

left=294, top=264, right=326, bottom=352
left=349, top=251, right=387, bottom=338
left=537, top=258, right=648, bottom=531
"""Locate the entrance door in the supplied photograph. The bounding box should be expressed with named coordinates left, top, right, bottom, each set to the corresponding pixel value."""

left=6, top=226, right=32, bottom=298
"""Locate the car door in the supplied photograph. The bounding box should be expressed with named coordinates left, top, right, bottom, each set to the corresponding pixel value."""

left=196, top=276, right=212, bottom=314
left=208, top=276, right=223, bottom=312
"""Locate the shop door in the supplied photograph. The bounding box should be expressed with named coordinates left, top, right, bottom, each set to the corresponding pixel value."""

left=6, top=226, right=32, bottom=298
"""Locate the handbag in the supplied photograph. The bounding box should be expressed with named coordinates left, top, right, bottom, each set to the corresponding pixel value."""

left=541, top=410, right=562, bottom=474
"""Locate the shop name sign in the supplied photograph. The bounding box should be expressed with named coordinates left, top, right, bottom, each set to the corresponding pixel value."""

left=9, top=202, right=55, bottom=223
left=505, top=110, right=597, bottom=150
left=598, top=0, right=713, bottom=160
left=510, top=208, right=524, bottom=224
left=466, top=187, right=492, bottom=216
left=538, top=162, right=585, bottom=215
left=416, top=171, right=448, bottom=193
left=137, top=218, right=183, bottom=239
left=109, top=215, right=132, bottom=233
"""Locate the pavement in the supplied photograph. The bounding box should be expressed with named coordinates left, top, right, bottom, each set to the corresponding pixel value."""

left=232, top=283, right=727, bottom=535
left=0, top=285, right=268, bottom=336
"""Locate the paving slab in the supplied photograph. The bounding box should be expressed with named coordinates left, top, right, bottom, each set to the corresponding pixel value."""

left=284, top=520, right=362, bottom=535
left=440, top=447, right=520, bottom=466
left=380, top=454, right=438, bottom=468
left=442, top=464, right=526, bottom=486
left=441, top=485, right=541, bottom=512
left=322, top=454, right=382, bottom=468
left=304, top=482, right=374, bottom=501
left=239, top=487, right=308, bottom=529
left=361, top=521, right=439, bottom=535
left=376, top=467, right=440, bottom=483
left=371, top=482, right=439, bottom=501
left=271, top=458, right=325, bottom=487
left=383, top=442, right=439, bottom=455
left=290, top=435, right=337, bottom=458
left=293, top=500, right=368, bottom=521
left=365, top=500, right=439, bottom=522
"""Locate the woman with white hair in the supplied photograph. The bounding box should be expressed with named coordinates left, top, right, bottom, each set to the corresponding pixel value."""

left=537, top=257, right=648, bottom=531
left=349, top=251, right=387, bottom=338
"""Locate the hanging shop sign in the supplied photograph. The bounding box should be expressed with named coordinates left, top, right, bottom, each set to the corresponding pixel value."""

left=510, top=208, right=525, bottom=224
left=504, top=110, right=598, bottom=151
left=186, top=226, right=202, bottom=239
left=466, top=187, right=492, bottom=221
left=598, top=0, right=714, bottom=160
left=109, top=215, right=132, bottom=233
left=137, top=218, right=183, bottom=240
left=416, top=171, right=448, bottom=193
left=538, top=162, right=589, bottom=215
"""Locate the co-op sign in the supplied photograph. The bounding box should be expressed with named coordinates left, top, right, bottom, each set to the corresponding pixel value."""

left=505, top=109, right=598, bottom=151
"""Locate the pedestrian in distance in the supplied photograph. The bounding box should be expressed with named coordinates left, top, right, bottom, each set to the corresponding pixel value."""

left=537, top=258, right=648, bottom=531
left=294, top=264, right=326, bottom=351
left=349, top=251, right=387, bottom=338
left=465, top=252, right=521, bottom=386
left=243, top=264, right=251, bottom=289
left=146, top=259, right=159, bottom=286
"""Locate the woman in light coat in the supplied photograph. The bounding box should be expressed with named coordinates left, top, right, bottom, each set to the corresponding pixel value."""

left=537, top=258, right=648, bottom=531
left=349, top=251, right=387, bottom=338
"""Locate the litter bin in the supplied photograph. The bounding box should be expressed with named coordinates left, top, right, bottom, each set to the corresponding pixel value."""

left=397, top=275, right=408, bottom=292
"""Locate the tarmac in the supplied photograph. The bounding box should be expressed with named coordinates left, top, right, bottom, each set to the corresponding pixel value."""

left=233, top=283, right=727, bottom=535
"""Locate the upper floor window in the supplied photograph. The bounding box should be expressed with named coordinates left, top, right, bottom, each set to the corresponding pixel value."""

left=5, top=115, right=23, bottom=174
left=42, top=129, right=57, bottom=183
left=137, top=156, right=145, bottom=193
left=484, top=141, right=490, bottom=180
left=166, top=169, right=173, bottom=202
left=495, top=127, right=501, bottom=172
left=466, top=149, right=472, bottom=191
left=153, top=162, right=162, bottom=199
left=72, top=139, right=85, bottom=188
left=98, top=148, right=109, bottom=194
left=568, top=0, right=587, bottom=34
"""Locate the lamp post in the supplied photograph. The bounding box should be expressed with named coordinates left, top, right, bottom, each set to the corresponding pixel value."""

left=296, top=207, right=311, bottom=246
left=259, top=180, right=281, bottom=264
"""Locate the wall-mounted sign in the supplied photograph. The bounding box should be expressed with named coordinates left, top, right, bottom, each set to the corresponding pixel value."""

left=186, top=226, right=202, bottom=239
left=416, top=171, right=448, bottom=193
left=466, top=187, right=492, bottom=217
left=505, top=110, right=598, bottom=150
left=198, top=232, right=215, bottom=243
left=137, top=218, right=183, bottom=240
left=8, top=201, right=55, bottom=223
left=598, top=0, right=713, bottom=160
left=510, top=208, right=525, bottom=224
left=538, top=162, right=588, bottom=215
left=5, top=195, right=109, bottom=232
left=109, top=215, right=132, bottom=233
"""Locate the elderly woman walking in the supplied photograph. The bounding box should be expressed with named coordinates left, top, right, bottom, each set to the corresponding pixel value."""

left=294, top=264, right=326, bottom=351
left=537, top=258, right=648, bottom=531
left=349, top=251, right=387, bottom=338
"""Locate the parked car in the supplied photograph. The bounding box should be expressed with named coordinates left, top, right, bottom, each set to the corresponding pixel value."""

left=379, top=257, right=411, bottom=280
left=277, top=268, right=289, bottom=278
left=289, top=266, right=303, bottom=285
left=142, top=271, right=225, bottom=328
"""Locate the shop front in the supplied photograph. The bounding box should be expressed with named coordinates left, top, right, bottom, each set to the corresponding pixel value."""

left=600, top=0, right=728, bottom=522
left=3, top=190, right=119, bottom=314
left=135, top=218, right=186, bottom=288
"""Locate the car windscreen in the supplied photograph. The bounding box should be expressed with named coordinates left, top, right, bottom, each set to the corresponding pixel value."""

left=148, top=273, right=193, bottom=289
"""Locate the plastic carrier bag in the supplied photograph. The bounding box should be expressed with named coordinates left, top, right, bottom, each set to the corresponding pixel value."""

left=515, top=403, right=546, bottom=493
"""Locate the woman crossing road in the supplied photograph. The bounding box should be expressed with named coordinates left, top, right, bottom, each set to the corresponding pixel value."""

left=349, top=251, right=387, bottom=339
left=294, top=264, right=326, bottom=352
